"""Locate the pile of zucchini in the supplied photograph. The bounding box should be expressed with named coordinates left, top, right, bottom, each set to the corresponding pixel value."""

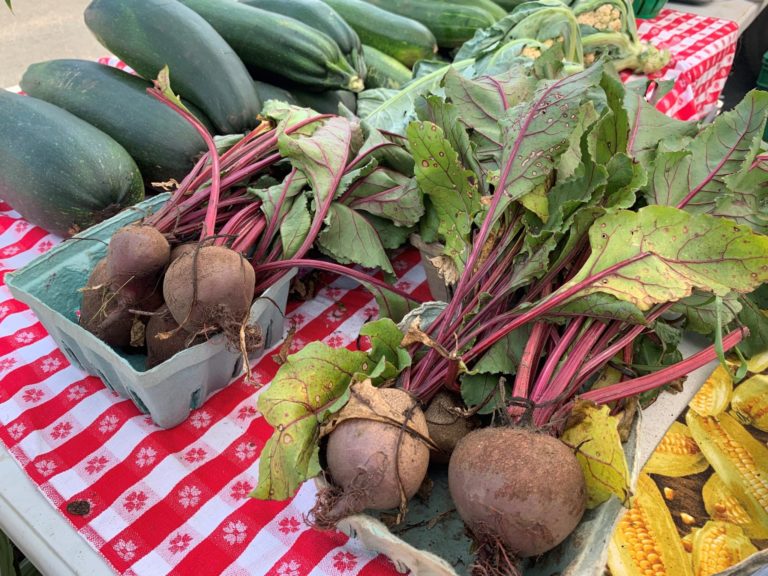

left=1, top=0, right=510, bottom=236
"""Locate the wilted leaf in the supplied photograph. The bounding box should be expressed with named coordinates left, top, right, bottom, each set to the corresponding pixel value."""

left=280, top=195, right=311, bottom=258
left=561, top=402, right=630, bottom=508
left=254, top=342, right=368, bottom=500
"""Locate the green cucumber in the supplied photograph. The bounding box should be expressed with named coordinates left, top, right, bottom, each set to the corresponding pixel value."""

left=0, top=90, right=144, bottom=237
left=20, top=59, right=208, bottom=186
left=239, top=0, right=366, bottom=78
left=253, top=80, right=298, bottom=107
left=84, top=0, right=260, bottom=135
left=291, top=89, right=357, bottom=115
left=362, top=0, right=497, bottom=47
left=320, top=0, right=437, bottom=67
left=177, top=0, right=363, bottom=93
left=362, top=45, right=412, bottom=89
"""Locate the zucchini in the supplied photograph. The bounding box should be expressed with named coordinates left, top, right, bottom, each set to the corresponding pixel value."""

left=0, top=90, right=144, bottom=237
left=362, top=0, right=497, bottom=48
left=253, top=80, right=298, bottom=107
left=362, top=45, right=412, bottom=89
left=84, top=0, right=260, bottom=135
left=291, top=89, right=358, bottom=115
left=20, top=59, right=208, bottom=187
left=177, top=0, right=363, bottom=93
left=320, top=0, right=437, bottom=67
left=239, top=0, right=366, bottom=78
left=443, top=0, right=507, bottom=20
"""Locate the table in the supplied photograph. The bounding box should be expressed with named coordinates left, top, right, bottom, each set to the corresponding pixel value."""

left=0, top=7, right=751, bottom=576
left=667, top=0, right=768, bottom=32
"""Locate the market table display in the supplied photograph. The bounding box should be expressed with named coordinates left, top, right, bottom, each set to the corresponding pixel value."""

left=0, top=5, right=756, bottom=576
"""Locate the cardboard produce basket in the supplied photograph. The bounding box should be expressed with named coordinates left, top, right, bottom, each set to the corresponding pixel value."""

left=6, top=194, right=293, bottom=429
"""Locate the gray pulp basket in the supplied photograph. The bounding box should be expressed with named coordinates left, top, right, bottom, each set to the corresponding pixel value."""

left=5, top=194, right=294, bottom=429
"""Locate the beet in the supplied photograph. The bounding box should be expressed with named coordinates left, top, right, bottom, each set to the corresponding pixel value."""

left=106, top=224, right=170, bottom=286
left=448, top=427, right=586, bottom=559
left=169, top=242, right=197, bottom=263
left=424, top=391, right=477, bottom=464
left=80, top=259, right=135, bottom=347
left=162, top=245, right=256, bottom=333
left=323, top=387, right=430, bottom=518
left=145, top=306, right=206, bottom=369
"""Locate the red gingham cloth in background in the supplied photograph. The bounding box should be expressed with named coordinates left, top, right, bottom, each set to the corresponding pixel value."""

left=0, top=7, right=739, bottom=575
left=0, top=196, right=429, bottom=575
left=627, top=9, right=739, bottom=120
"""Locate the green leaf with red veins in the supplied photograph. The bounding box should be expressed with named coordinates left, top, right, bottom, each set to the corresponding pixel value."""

left=407, top=121, right=483, bottom=275
left=563, top=205, right=768, bottom=311
left=346, top=168, right=423, bottom=227
left=443, top=67, right=537, bottom=174
left=278, top=116, right=354, bottom=212
left=317, top=204, right=394, bottom=275
left=623, top=88, right=697, bottom=166
left=721, top=153, right=768, bottom=233
left=644, top=90, right=768, bottom=212
left=496, top=63, right=603, bottom=216
left=280, top=195, right=311, bottom=258
left=586, top=71, right=629, bottom=166
left=254, top=342, right=369, bottom=500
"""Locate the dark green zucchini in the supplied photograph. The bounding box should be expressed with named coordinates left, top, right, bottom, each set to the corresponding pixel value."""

left=253, top=80, right=298, bottom=107
left=362, top=45, right=412, bottom=89
left=291, top=89, right=357, bottom=115
left=240, top=0, right=366, bottom=78
left=84, top=0, right=260, bottom=135
left=177, top=0, right=363, bottom=93
left=362, top=0, right=497, bottom=47
left=443, top=0, right=507, bottom=20
left=20, top=59, right=208, bottom=187
left=320, top=0, right=437, bottom=67
left=0, top=90, right=144, bottom=237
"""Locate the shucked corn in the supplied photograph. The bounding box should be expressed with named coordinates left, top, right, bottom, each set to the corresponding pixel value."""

left=643, top=422, right=709, bottom=477
left=608, top=473, right=693, bottom=576
left=688, top=364, right=732, bottom=417
left=691, top=521, right=757, bottom=576
left=686, top=411, right=768, bottom=539
left=730, top=374, right=768, bottom=432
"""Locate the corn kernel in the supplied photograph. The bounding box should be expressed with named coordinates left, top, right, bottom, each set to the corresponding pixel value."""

left=663, top=487, right=675, bottom=501
left=680, top=513, right=696, bottom=525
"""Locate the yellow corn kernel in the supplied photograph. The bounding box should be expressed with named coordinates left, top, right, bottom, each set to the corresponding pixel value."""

left=682, top=530, right=695, bottom=553
left=731, top=374, right=768, bottom=432
left=689, top=365, right=733, bottom=417
left=680, top=513, right=696, bottom=525
left=701, top=473, right=763, bottom=539
left=663, top=487, right=675, bottom=501
left=643, top=422, right=709, bottom=477
left=686, top=411, right=768, bottom=539
left=691, top=521, right=757, bottom=576
left=608, top=473, right=693, bottom=576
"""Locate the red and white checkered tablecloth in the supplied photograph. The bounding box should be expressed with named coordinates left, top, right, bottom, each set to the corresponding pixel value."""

left=0, top=8, right=741, bottom=576
left=630, top=8, right=740, bottom=120
left=0, top=197, right=430, bottom=575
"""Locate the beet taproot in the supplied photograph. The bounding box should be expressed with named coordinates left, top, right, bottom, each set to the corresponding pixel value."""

left=323, top=387, right=430, bottom=518
left=106, top=224, right=170, bottom=286
left=162, top=245, right=256, bottom=333
left=424, top=391, right=477, bottom=464
left=145, top=305, right=206, bottom=369
left=448, top=427, right=586, bottom=559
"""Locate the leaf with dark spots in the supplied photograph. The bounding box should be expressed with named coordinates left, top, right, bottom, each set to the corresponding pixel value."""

left=551, top=293, right=646, bottom=324
left=407, top=121, right=483, bottom=274
left=496, top=63, right=604, bottom=218
left=254, top=342, right=369, bottom=500
left=564, top=206, right=768, bottom=311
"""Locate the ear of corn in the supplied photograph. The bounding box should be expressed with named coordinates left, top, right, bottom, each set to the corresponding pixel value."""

left=686, top=411, right=768, bottom=539
left=730, top=374, right=768, bottom=432
left=746, top=349, right=768, bottom=374
left=688, top=365, right=732, bottom=417
left=691, top=521, right=757, bottom=576
left=643, top=421, right=709, bottom=477
left=701, top=473, right=764, bottom=538
left=607, top=473, right=694, bottom=576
